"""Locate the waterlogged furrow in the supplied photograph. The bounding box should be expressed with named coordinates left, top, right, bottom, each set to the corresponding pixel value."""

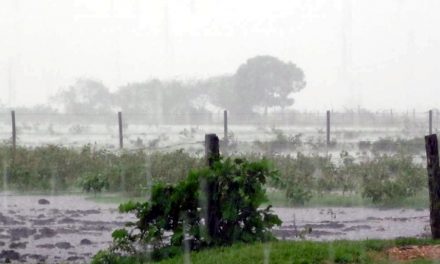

left=0, top=194, right=134, bottom=263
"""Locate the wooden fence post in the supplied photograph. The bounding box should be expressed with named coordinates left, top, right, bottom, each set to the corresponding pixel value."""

left=326, top=110, right=330, bottom=146
left=425, top=134, right=440, bottom=238
left=11, top=110, right=16, bottom=151
left=118, top=112, right=123, bottom=149
left=223, top=110, right=228, bottom=149
left=430, top=110, right=433, bottom=135
left=205, top=134, right=219, bottom=167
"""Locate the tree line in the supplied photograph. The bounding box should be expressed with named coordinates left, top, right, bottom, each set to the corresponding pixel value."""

left=3, top=56, right=306, bottom=116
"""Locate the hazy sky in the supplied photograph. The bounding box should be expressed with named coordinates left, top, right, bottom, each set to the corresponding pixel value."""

left=0, top=0, right=439, bottom=111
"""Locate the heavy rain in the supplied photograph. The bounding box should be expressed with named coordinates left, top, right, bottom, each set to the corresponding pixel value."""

left=1, top=1, right=440, bottom=263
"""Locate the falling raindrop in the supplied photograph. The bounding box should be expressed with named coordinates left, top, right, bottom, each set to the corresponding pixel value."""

left=183, top=216, right=192, bottom=264
left=145, top=152, right=152, bottom=201
left=2, top=159, right=8, bottom=210
left=263, top=242, right=271, bottom=264
left=50, top=164, right=57, bottom=197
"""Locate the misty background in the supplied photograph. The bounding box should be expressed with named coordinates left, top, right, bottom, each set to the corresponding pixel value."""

left=0, top=0, right=439, bottom=111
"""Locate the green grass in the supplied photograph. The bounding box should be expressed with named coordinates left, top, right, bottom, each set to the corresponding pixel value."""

left=94, top=238, right=440, bottom=264
left=267, top=190, right=429, bottom=209
left=158, top=239, right=440, bottom=264
left=84, top=189, right=429, bottom=209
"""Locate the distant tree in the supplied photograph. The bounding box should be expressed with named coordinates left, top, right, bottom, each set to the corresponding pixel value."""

left=161, top=80, right=192, bottom=114
left=203, top=75, right=236, bottom=111
left=114, top=79, right=199, bottom=114
left=53, top=79, right=112, bottom=113
left=14, top=104, right=58, bottom=114
left=114, top=79, right=162, bottom=113
left=233, top=56, right=306, bottom=113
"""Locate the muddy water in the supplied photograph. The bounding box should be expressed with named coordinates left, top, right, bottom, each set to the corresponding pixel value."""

left=273, top=207, right=430, bottom=241
left=0, top=194, right=431, bottom=263
left=0, top=193, right=135, bottom=263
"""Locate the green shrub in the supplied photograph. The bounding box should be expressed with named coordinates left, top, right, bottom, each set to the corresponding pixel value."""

left=77, top=172, right=109, bottom=196
left=254, top=129, right=303, bottom=154
left=0, top=144, right=203, bottom=194
left=371, top=137, right=424, bottom=154
left=0, top=143, right=428, bottom=208
left=107, top=157, right=282, bottom=261
left=271, top=153, right=340, bottom=204
left=360, top=154, right=425, bottom=204
left=285, top=185, right=312, bottom=206
left=271, top=153, right=314, bottom=205
left=313, top=155, right=338, bottom=195
left=91, top=250, right=149, bottom=264
left=149, top=149, right=203, bottom=183
left=335, top=151, right=358, bottom=195
left=107, top=150, right=148, bottom=195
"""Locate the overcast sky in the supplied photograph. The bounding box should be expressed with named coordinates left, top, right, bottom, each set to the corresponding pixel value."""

left=0, top=0, right=439, bottom=111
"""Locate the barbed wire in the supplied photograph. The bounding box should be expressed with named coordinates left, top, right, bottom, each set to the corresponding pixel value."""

left=0, top=110, right=436, bottom=116
left=125, top=141, right=205, bottom=152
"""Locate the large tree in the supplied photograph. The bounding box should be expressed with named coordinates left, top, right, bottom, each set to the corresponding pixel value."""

left=233, top=55, right=306, bottom=113
left=53, top=78, right=112, bottom=113
left=114, top=79, right=205, bottom=118
left=114, top=79, right=162, bottom=113
left=202, top=75, right=235, bottom=111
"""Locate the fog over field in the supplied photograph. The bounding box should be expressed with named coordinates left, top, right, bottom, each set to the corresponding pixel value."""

left=0, top=0, right=439, bottom=110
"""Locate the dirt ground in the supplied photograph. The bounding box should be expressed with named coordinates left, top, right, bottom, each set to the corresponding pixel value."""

left=388, top=245, right=440, bottom=262
left=0, top=193, right=432, bottom=263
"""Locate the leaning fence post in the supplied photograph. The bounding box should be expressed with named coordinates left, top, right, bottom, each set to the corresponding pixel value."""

left=326, top=110, right=330, bottom=146
left=429, top=110, right=433, bottom=135
left=205, top=134, right=219, bottom=167
left=11, top=110, right=16, bottom=151
left=118, top=111, right=123, bottom=149
left=425, top=134, right=440, bottom=239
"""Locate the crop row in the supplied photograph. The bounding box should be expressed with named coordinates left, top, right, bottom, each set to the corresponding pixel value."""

left=0, top=144, right=427, bottom=205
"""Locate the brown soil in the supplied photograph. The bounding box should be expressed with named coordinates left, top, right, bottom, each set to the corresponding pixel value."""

left=387, top=245, right=440, bottom=262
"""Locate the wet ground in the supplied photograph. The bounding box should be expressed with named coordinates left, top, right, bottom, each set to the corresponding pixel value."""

left=273, top=207, right=430, bottom=241
left=0, top=193, right=135, bottom=263
left=0, top=194, right=431, bottom=263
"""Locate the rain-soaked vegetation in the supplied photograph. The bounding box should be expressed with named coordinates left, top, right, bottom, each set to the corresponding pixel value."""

left=0, top=136, right=433, bottom=263
left=0, top=143, right=426, bottom=206
left=3, top=0, right=440, bottom=263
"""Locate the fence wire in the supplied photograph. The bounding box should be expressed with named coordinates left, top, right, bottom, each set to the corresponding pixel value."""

left=0, top=110, right=437, bottom=150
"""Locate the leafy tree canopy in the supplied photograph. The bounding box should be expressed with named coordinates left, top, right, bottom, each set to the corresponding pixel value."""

left=233, top=55, right=305, bottom=113
left=53, top=78, right=112, bottom=114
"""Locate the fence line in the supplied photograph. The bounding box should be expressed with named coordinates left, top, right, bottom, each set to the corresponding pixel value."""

left=0, top=109, right=438, bottom=150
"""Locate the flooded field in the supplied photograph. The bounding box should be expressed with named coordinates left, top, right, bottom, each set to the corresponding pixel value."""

left=273, top=207, right=430, bottom=241
left=0, top=193, right=431, bottom=263
left=0, top=194, right=134, bottom=263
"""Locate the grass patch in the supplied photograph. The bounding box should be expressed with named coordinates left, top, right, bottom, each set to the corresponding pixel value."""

left=158, top=239, right=440, bottom=264
left=267, top=190, right=429, bottom=209
left=99, top=238, right=440, bottom=264
left=85, top=189, right=429, bottom=209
